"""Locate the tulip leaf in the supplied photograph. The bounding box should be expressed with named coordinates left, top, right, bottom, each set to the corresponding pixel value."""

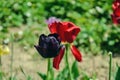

left=55, top=67, right=69, bottom=80
left=115, top=66, right=120, bottom=80
left=37, top=72, right=46, bottom=80
left=27, top=76, right=33, bottom=80
left=81, top=74, right=90, bottom=80
left=20, top=66, right=27, bottom=77
left=20, top=66, right=33, bottom=80
left=71, top=61, right=80, bottom=79
left=0, top=71, right=3, bottom=80
left=9, top=76, right=17, bottom=80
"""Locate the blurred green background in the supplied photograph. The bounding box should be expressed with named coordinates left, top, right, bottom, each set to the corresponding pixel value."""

left=0, top=0, right=120, bottom=55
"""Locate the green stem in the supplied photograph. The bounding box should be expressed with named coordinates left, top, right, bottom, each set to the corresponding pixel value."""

left=46, top=58, right=54, bottom=80
left=10, top=34, right=14, bottom=78
left=109, top=52, right=112, bottom=80
left=0, top=56, right=2, bottom=72
left=47, top=58, right=51, bottom=80
left=0, top=56, right=2, bottom=80
left=65, top=44, right=73, bottom=80
left=0, top=56, right=2, bottom=67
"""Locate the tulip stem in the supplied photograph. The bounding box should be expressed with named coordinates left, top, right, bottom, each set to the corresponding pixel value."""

left=47, top=58, right=54, bottom=80
left=0, top=56, right=2, bottom=66
left=65, top=44, right=73, bottom=80
left=0, top=56, right=2, bottom=72
left=109, top=52, right=112, bottom=80
left=47, top=58, right=50, bottom=80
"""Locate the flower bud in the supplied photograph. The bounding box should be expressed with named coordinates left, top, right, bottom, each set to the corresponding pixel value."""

left=0, top=45, right=10, bottom=56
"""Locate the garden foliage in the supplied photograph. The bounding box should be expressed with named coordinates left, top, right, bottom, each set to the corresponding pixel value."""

left=0, top=0, right=120, bottom=80
left=0, top=0, right=119, bottom=54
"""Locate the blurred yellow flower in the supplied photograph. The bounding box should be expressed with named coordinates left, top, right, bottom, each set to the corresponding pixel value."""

left=0, top=45, right=10, bottom=56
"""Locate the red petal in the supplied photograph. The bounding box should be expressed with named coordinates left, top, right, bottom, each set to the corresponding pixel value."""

left=58, top=22, right=80, bottom=43
left=111, top=14, right=120, bottom=24
left=71, top=45, right=82, bottom=62
left=56, top=22, right=78, bottom=42
left=64, top=27, right=80, bottom=43
left=112, top=1, right=120, bottom=10
left=49, top=22, right=81, bottom=43
left=56, top=22, right=68, bottom=42
left=53, top=46, right=65, bottom=69
left=48, top=22, right=58, bottom=33
left=115, top=6, right=120, bottom=16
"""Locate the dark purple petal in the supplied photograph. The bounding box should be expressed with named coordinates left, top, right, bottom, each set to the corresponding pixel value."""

left=48, top=33, right=61, bottom=44
left=34, top=45, right=47, bottom=58
left=34, top=34, right=62, bottom=58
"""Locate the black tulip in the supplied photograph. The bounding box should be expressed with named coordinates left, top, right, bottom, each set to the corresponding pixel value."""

left=34, top=33, right=62, bottom=58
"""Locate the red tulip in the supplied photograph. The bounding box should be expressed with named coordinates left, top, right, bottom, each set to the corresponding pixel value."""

left=112, top=0, right=120, bottom=10
left=48, top=19, right=82, bottom=69
left=48, top=22, right=80, bottom=43
left=111, top=13, right=120, bottom=24
left=112, top=0, right=120, bottom=24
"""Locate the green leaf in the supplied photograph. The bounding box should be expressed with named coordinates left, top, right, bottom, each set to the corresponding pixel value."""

left=9, top=76, right=17, bottom=80
left=0, top=71, right=3, bottom=80
left=71, top=61, right=80, bottom=79
left=20, top=66, right=33, bottom=80
left=20, top=66, right=27, bottom=77
left=55, top=67, right=69, bottom=80
left=37, top=72, right=46, bottom=80
left=27, top=76, right=33, bottom=80
left=81, top=74, right=90, bottom=80
left=115, top=66, right=120, bottom=80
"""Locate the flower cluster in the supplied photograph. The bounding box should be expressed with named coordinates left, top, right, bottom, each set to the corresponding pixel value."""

left=0, top=45, right=10, bottom=56
left=111, top=0, right=120, bottom=24
left=35, top=17, right=82, bottom=69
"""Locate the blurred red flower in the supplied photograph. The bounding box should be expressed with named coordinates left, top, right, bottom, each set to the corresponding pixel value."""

left=112, top=0, right=120, bottom=10
left=111, top=0, right=120, bottom=24
left=48, top=22, right=80, bottom=43
left=48, top=19, right=82, bottom=69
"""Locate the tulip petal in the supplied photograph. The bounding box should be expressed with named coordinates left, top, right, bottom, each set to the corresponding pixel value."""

left=112, top=1, right=120, bottom=10
left=65, top=27, right=80, bottom=43
left=53, top=46, right=65, bottom=69
left=71, top=45, right=82, bottom=62
left=115, top=7, right=120, bottom=16
left=111, top=14, right=120, bottom=24
left=56, top=22, right=68, bottom=42
left=48, top=22, right=58, bottom=33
